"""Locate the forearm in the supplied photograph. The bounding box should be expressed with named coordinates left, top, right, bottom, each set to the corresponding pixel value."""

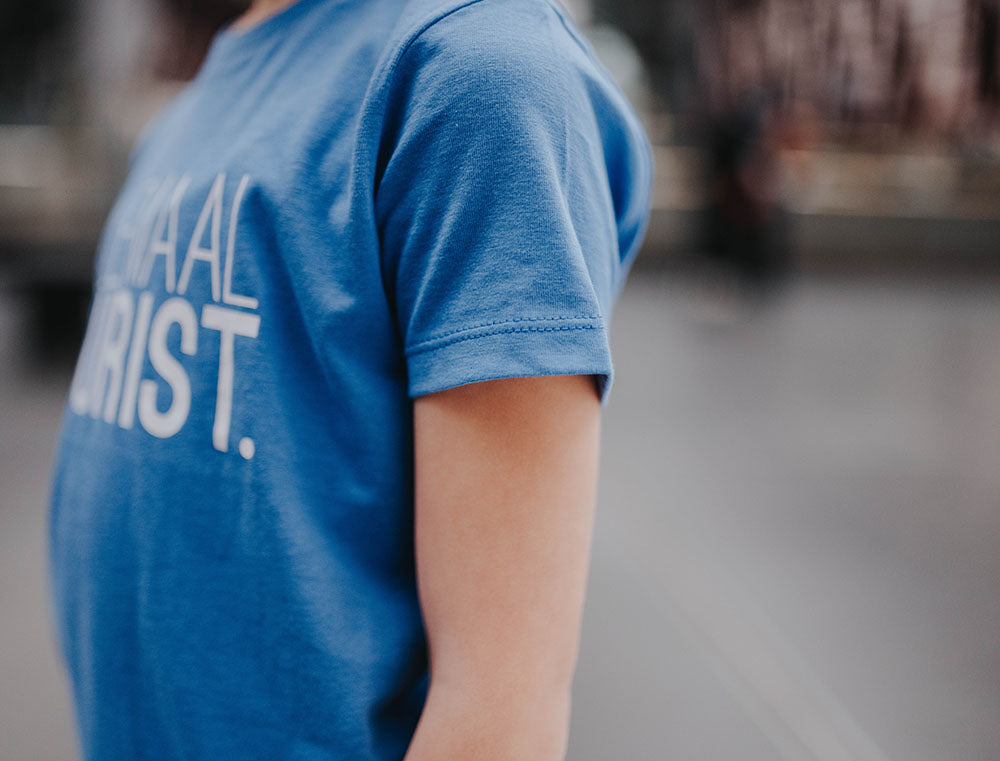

left=403, top=679, right=571, bottom=761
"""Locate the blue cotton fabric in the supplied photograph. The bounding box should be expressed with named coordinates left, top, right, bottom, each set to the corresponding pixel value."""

left=48, top=0, right=652, bottom=759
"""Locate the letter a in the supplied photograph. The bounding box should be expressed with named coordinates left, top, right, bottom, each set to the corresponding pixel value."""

left=178, top=173, right=225, bottom=302
left=138, top=174, right=191, bottom=292
left=222, top=174, right=258, bottom=310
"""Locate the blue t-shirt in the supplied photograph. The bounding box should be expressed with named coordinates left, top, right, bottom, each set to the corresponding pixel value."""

left=49, top=0, right=652, bottom=759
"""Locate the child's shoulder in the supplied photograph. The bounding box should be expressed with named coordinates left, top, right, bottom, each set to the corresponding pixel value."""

left=383, top=0, right=598, bottom=85
left=394, top=0, right=575, bottom=39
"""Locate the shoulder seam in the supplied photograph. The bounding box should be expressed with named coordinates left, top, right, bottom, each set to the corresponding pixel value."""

left=375, top=0, right=491, bottom=90
left=371, top=0, right=579, bottom=100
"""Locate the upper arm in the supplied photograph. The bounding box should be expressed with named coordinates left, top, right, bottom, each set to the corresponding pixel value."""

left=387, top=6, right=648, bottom=757
left=412, top=374, right=600, bottom=704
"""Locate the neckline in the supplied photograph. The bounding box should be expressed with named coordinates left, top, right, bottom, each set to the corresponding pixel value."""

left=212, top=0, right=326, bottom=53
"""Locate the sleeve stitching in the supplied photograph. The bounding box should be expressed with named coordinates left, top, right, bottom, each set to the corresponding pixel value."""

left=406, top=322, right=604, bottom=357
left=412, top=313, right=602, bottom=343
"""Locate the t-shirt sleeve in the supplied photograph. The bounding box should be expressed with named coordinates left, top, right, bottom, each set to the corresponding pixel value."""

left=374, top=0, right=652, bottom=402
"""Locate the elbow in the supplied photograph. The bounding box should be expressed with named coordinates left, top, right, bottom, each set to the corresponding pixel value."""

left=406, top=672, right=574, bottom=761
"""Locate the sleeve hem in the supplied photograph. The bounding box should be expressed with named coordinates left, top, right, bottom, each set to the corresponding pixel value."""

left=407, top=322, right=614, bottom=403
left=405, top=315, right=604, bottom=356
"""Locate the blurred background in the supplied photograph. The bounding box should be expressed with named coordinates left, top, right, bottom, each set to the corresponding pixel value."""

left=1, top=0, right=998, bottom=759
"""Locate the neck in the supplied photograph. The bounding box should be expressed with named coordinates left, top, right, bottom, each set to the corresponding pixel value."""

left=232, top=0, right=302, bottom=31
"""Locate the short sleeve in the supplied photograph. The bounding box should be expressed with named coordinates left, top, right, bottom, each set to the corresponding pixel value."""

left=374, top=0, right=652, bottom=401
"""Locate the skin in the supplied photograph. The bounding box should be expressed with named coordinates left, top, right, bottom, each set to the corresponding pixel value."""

left=408, top=375, right=601, bottom=761
left=235, top=3, right=605, bottom=755
left=231, top=0, right=301, bottom=30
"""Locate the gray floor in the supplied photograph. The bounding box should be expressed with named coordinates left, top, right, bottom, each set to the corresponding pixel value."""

left=2, top=274, right=999, bottom=761
left=0, top=299, right=80, bottom=761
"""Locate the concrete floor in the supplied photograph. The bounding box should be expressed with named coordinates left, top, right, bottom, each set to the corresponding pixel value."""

left=2, top=274, right=999, bottom=761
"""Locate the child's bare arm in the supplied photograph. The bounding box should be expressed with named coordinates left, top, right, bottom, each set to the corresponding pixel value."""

left=406, top=375, right=601, bottom=761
